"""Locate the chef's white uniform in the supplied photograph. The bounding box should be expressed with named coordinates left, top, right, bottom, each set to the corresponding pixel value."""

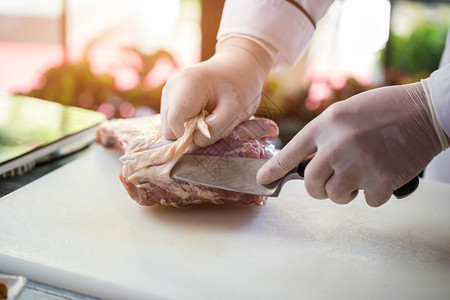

left=423, top=33, right=450, bottom=183
left=218, top=0, right=450, bottom=183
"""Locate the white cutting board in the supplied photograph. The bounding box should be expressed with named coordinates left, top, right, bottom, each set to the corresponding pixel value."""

left=1, top=145, right=450, bottom=300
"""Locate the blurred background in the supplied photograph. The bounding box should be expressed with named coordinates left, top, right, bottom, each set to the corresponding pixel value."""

left=0, top=0, right=449, bottom=146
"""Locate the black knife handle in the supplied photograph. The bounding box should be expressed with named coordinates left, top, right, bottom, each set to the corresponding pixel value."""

left=297, top=160, right=309, bottom=178
left=297, top=159, right=419, bottom=199
left=392, top=176, right=420, bottom=199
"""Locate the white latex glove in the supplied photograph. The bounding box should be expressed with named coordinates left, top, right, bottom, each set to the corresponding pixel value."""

left=257, top=82, right=450, bottom=207
left=161, top=36, right=274, bottom=147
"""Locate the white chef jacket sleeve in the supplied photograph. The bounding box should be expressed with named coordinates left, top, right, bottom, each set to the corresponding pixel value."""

left=439, top=31, right=450, bottom=68
left=429, top=66, right=450, bottom=137
left=217, top=0, right=334, bottom=67
left=423, top=32, right=450, bottom=184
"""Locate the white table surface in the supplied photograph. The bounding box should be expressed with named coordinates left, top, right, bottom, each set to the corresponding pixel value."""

left=1, top=144, right=450, bottom=300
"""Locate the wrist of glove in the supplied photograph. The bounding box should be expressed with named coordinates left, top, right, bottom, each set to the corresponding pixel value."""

left=420, top=78, right=450, bottom=150
left=257, top=82, right=445, bottom=207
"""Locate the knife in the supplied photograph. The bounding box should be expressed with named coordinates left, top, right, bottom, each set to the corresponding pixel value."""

left=170, top=155, right=419, bottom=198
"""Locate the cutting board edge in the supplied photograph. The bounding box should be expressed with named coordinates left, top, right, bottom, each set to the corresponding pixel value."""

left=0, top=253, right=162, bottom=300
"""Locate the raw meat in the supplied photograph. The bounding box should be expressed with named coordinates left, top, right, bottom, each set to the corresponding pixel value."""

left=96, top=113, right=279, bottom=207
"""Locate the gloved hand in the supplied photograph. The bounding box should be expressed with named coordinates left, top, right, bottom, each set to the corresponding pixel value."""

left=161, top=36, right=274, bottom=147
left=257, top=82, right=449, bottom=206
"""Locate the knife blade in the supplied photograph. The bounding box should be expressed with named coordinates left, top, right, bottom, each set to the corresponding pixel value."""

left=170, top=155, right=419, bottom=198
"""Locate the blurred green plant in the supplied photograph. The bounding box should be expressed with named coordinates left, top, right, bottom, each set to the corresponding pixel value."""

left=383, top=23, right=448, bottom=84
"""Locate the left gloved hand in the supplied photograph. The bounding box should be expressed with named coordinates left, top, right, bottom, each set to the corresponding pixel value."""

left=160, top=36, right=273, bottom=147
left=257, top=82, right=447, bottom=206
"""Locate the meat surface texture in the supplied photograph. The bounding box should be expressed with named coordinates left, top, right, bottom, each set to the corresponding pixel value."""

left=96, top=113, right=279, bottom=207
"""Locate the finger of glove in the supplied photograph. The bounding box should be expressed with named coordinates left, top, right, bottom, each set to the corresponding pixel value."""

left=256, top=126, right=317, bottom=185
left=324, top=170, right=359, bottom=204
left=194, top=100, right=248, bottom=147
left=160, top=84, right=177, bottom=140
left=364, top=184, right=392, bottom=207
left=161, top=75, right=209, bottom=140
left=303, top=151, right=333, bottom=200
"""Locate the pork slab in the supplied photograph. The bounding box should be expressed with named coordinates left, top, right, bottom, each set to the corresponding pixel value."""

left=96, top=114, right=279, bottom=207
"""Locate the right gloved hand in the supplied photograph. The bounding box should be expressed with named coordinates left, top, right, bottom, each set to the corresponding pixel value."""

left=257, top=82, right=449, bottom=207
left=160, top=36, right=274, bottom=147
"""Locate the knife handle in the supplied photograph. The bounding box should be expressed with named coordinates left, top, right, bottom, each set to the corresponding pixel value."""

left=392, top=176, right=420, bottom=199
left=297, top=159, right=419, bottom=199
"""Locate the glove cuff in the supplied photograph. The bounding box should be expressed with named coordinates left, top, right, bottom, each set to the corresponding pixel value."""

left=421, top=78, right=450, bottom=150
left=217, top=33, right=278, bottom=64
